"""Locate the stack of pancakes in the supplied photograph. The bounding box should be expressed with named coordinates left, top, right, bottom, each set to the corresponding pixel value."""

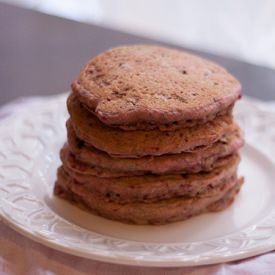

left=54, top=45, right=244, bottom=225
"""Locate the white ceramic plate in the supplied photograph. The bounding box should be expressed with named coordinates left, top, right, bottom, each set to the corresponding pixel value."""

left=1, top=93, right=275, bottom=267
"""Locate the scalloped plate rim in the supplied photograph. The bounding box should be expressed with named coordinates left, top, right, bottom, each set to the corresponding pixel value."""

left=2, top=208, right=275, bottom=267
left=1, top=93, right=275, bottom=267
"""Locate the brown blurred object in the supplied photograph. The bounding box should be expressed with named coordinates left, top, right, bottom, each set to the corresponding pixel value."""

left=0, top=3, right=275, bottom=106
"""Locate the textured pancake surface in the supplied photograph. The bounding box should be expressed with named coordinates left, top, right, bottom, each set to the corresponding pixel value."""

left=58, top=153, right=239, bottom=203
left=55, top=167, right=243, bottom=225
left=67, top=93, right=235, bottom=157
left=66, top=122, right=244, bottom=176
left=72, top=45, right=241, bottom=130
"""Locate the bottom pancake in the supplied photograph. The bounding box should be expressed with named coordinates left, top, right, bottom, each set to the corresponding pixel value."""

left=60, top=153, right=239, bottom=203
left=54, top=168, right=243, bottom=225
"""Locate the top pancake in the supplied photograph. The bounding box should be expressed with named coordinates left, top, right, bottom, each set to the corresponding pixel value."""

left=72, top=44, right=241, bottom=130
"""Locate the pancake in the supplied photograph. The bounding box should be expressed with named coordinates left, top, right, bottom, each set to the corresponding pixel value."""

left=61, top=144, right=240, bottom=178
left=54, top=44, right=244, bottom=225
left=72, top=45, right=241, bottom=130
left=60, top=143, right=242, bottom=178
left=59, top=153, right=240, bottom=203
left=55, top=167, right=243, bottom=225
left=67, top=93, right=235, bottom=157
left=65, top=122, right=244, bottom=176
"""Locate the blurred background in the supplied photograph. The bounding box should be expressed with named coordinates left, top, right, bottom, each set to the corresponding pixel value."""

left=0, top=0, right=275, bottom=106
left=2, top=0, right=275, bottom=69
